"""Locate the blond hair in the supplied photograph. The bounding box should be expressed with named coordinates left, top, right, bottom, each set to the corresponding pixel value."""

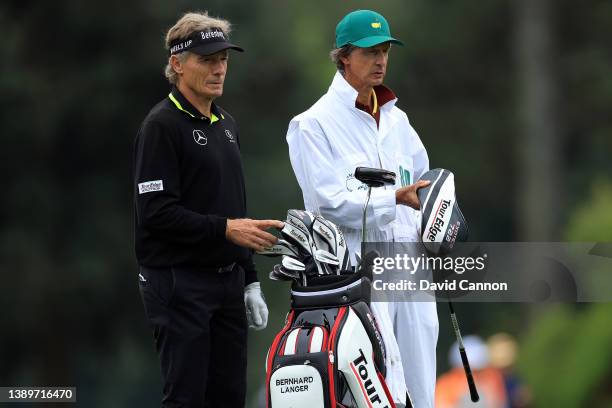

left=164, top=11, right=233, bottom=84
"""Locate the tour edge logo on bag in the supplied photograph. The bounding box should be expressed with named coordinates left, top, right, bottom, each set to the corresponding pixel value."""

left=351, top=349, right=388, bottom=407
left=138, top=180, right=164, bottom=194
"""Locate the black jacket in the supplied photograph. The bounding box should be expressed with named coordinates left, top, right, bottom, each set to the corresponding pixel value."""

left=134, top=87, right=257, bottom=284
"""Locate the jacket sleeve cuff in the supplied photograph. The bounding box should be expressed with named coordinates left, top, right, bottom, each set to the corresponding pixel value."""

left=214, top=216, right=228, bottom=240
left=239, top=254, right=259, bottom=286
left=371, top=189, right=397, bottom=228
left=244, top=267, right=259, bottom=285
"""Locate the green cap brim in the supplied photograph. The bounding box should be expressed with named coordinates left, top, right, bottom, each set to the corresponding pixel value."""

left=350, top=36, right=404, bottom=48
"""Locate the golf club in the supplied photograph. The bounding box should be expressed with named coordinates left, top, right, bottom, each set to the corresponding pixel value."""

left=314, top=249, right=340, bottom=266
left=281, top=256, right=306, bottom=272
left=448, top=298, right=479, bottom=402
left=257, top=239, right=300, bottom=258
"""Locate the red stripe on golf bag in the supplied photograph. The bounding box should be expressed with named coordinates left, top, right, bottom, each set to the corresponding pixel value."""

left=378, top=372, right=397, bottom=408
left=328, top=306, right=348, bottom=408
left=266, top=310, right=295, bottom=408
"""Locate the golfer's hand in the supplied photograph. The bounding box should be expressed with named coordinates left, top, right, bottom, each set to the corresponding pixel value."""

left=244, top=282, right=268, bottom=330
left=226, top=218, right=284, bottom=251
left=395, top=180, right=431, bottom=210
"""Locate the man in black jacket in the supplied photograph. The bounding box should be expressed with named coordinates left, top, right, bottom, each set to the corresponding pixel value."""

left=134, top=11, right=283, bottom=407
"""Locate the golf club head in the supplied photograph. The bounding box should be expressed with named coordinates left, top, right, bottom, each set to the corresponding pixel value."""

left=326, top=220, right=351, bottom=272
left=269, top=269, right=293, bottom=282
left=417, top=168, right=469, bottom=256
left=281, top=255, right=306, bottom=271
left=313, top=249, right=339, bottom=275
left=280, top=222, right=313, bottom=256
left=273, top=263, right=300, bottom=280
left=312, top=216, right=336, bottom=254
left=354, top=167, right=396, bottom=188
left=286, top=209, right=315, bottom=236
left=312, top=216, right=340, bottom=274
left=314, top=249, right=340, bottom=266
left=256, top=239, right=299, bottom=257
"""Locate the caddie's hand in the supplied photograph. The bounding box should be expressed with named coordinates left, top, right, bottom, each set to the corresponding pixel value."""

left=395, top=180, right=431, bottom=210
left=244, top=282, right=268, bottom=330
left=226, top=219, right=284, bottom=252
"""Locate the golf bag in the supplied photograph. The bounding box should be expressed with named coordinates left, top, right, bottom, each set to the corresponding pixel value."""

left=265, top=272, right=397, bottom=408
left=260, top=210, right=400, bottom=407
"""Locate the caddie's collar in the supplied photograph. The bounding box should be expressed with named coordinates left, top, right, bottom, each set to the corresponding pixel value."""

left=329, top=71, right=397, bottom=111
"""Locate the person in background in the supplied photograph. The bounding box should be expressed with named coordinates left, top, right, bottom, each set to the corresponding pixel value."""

left=436, top=335, right=509, bottom=408
left=488, top=333, right=532, bottom=408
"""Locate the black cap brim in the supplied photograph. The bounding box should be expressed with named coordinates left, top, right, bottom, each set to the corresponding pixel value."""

left=190, top=41, right=244, bottom=56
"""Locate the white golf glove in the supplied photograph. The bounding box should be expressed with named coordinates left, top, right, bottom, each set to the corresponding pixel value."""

left=244, top=282, right=268, bottom=330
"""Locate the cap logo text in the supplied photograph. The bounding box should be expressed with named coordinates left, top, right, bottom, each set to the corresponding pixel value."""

left=201, top=30, right=225, bottom=40
left=170, top=40, right=192, bottom=54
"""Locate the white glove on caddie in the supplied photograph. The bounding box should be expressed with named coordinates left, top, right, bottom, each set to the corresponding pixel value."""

left=244, top=282, right=268, bottom=330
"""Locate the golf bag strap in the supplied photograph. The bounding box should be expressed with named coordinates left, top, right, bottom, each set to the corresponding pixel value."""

left=350, top=302, right=386, bottom=376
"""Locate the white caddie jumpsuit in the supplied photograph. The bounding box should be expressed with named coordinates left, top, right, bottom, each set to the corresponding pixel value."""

left=286, top=71, right=439, bottom=407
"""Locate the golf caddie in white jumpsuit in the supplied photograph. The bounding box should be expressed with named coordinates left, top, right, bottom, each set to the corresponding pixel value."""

left=287, top=10, right=438, bottom=407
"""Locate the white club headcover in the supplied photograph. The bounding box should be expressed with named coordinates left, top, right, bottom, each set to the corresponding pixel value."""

left=417, top=169, right=469, bottom=256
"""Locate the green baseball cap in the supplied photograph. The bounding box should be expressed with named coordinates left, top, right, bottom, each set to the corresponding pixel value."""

left=335, top=10, right=404, bottom=48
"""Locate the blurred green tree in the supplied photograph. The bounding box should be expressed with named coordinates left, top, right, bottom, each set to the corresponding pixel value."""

left=518, top=180, right=612, bottom=407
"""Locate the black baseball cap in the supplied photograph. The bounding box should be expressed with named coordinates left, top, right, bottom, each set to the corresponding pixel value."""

left=169, top=28, right=244, bottom=56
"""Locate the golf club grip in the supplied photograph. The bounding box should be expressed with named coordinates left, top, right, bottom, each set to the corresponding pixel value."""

left=459, top=348, right=479, bottom=402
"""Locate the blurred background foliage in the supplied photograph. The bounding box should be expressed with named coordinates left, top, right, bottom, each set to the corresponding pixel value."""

left=0, top=0, right=610, bottom=406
